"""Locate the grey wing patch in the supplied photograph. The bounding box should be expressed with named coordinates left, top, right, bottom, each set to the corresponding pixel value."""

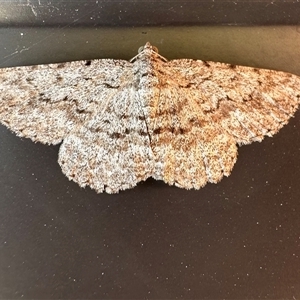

left=0, top=59, right=131, bottom=144
left=0, top=57, right=154, bottom=193
left=58, top=86, right=154, bottom=193
left=147, top=85, right=237, bottom=190
left=167, top=59, right=300, bottom=145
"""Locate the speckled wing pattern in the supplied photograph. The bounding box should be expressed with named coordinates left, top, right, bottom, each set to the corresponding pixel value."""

left=0, top=42, right=299, bottom=193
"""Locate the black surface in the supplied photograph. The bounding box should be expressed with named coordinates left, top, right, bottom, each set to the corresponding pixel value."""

left=0, top=0, right=300, bottom=27
left=1, top=1, right=300, bottom=299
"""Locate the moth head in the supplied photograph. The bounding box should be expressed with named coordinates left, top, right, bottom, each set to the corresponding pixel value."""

left=130, top=42, right=166, bottom=63
left=138, top=42, right=158, bottom=54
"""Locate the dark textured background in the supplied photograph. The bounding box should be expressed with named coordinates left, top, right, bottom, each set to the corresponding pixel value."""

left=1, top=1, right=300, bottom=299
left=1, top=0, right=300, bottom=27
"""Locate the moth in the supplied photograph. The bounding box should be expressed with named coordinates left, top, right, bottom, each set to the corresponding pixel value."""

left=0, top=42, right=299, bottom=193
